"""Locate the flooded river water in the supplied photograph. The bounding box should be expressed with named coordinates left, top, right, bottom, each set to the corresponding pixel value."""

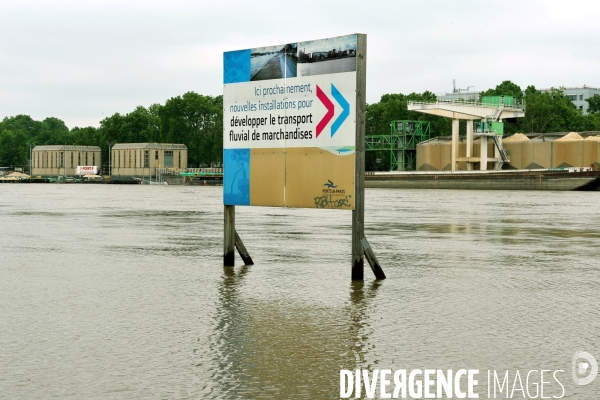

left=1, top=185, right=598, bottom=399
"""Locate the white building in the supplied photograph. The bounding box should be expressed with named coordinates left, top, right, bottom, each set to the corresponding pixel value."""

left=540, top=86, right=600, bottom=114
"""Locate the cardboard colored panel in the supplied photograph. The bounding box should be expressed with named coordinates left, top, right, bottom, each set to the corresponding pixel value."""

left=532, top=142, right=552, bottom=168
left=552, top=142, right=567, bottom=167
left=429, top=144, right=441, bottom=171
left=285, top=148, right=354, bottom=209
left=420, top=143, right=441, bottom=171
left=457, top=142, right=466, bottom=170
left=565, top=141, right=583, bottom=167
left=504, top=142, right=522, bottom=168
left=582, top=141, right=597, bottom=167
left=416, top=144, right=425, bottom=170
left=440, top=142, right=452, bottom=171
left=249, top=149, right=285, bottom=207
left=522, top=142, right=534, bottom=169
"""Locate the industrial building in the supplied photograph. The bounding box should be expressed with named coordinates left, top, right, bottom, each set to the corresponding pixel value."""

left=416, top=132, right=600, bottom=171
left=31, top=145, right=102, bottom=176
left=408, top=96, right=525, bottom=171
left=539, top=86, right=600, bottom=114
left=111, top=143, right=187, bottom=177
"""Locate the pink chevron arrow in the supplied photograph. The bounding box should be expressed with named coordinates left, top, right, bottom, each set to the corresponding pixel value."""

left=316, top=85, right=334, bottom=138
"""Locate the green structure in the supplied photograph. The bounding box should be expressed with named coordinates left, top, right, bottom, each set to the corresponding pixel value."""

left=481, top=95, right=515, bottom=107
left=476, top=120, right=504, bottom=136
left=365, top=120, right=431, bottom=171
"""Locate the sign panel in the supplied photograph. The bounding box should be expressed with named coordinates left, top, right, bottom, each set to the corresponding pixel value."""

left=76, top=166, right=98, bottom=175
left=223, top=34, right=358, bottom=209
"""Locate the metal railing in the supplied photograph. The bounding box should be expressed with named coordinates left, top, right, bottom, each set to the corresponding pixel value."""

left=408, top=98, right=526, bottom=110
left=187, top=167, right=223, bottom=174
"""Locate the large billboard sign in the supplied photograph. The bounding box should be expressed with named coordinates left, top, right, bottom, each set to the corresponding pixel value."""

left=223, top=34, right=358, bottom=209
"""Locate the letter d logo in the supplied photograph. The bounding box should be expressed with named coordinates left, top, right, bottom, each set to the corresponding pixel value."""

left=572, top=351, right=598, bottom=386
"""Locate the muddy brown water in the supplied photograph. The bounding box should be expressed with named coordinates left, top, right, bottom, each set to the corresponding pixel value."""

left=1, top=185, right=598, bottom=398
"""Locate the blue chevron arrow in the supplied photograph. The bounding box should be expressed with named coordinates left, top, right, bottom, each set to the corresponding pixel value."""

left=331, top=83, right=349, bottom=137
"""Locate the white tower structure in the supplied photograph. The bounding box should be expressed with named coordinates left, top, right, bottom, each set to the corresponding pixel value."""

left=407, top=97, right=525, bottom=171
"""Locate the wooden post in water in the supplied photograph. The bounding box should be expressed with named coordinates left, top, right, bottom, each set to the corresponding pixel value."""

left=361, top=237, right=386, bottom=279
left=352, top=34, right=386, bottom=281
left=352, top=34, right=367, bottom=280
left=234, top=230, right=254, bottom=265
left=224, top=205, right=235, bottom=266
left=224, top=205, right=254, bottom=266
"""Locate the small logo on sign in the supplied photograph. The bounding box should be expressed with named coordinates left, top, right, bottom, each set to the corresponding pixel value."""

left=322, top=180, right=345, bottom=195
left=316, top=179, right=350, bottom=208
left=323, top=180, right=337, bottom=188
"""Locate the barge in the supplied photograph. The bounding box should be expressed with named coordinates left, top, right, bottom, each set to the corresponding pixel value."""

left=365, top=169, right=600, bottom=191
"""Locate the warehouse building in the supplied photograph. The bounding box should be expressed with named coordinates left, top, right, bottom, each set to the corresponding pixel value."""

left=111, top=143, right=187, bottom=177
left=31, top=145, right=102, bottom=176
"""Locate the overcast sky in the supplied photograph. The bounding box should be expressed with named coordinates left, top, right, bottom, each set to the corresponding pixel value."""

left=1, top=0, right=599, bottom=128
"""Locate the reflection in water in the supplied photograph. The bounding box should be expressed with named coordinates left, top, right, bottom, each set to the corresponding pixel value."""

left=349, top=281, right=382, bottom=372
left=209, top=269, right=382, bottom=398
left=210, top=266, right=252, bottom=397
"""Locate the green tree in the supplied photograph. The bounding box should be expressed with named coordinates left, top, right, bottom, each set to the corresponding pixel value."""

left=581, top=113, right=600, bottom=131
left=38, top=117, right=71, bottom=145
left=99, top=113, right=126, bottom=144
left=0, top=115, right=43, bottom=144
left=586, top=94, right=600, bottom=114
left=0, top=129, right=29, bottom=166
left=121, top=106, right=161, bottom=143
left=71, top=126, right=99, bottom=146
left=518, top=86, right=580, bottom=133
left=481, top=80, right=523, bottom=100
left=160, top=92, right=222, bottom=167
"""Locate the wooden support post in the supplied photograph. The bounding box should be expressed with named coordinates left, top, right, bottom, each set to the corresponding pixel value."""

left=352, top=34, right=367, bottom=281
left=224, top=205, right=235, bottom=266
left=352, top=34, right=386, bottom=281
left=361, top=237, right=386, bottom=280
left=234, top=229, right=254, bottom=265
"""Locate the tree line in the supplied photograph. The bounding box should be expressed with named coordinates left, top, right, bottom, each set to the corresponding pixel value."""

left=0, top=92, right=223, bottom=169
left=1, top=81, right=599, bottom=170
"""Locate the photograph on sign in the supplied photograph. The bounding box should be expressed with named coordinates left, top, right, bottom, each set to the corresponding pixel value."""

left=250, top=43, right=297, bottom=81
left=297, top=36, right=357, bottom=77
left=223, top=34, right=358, bottom=210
